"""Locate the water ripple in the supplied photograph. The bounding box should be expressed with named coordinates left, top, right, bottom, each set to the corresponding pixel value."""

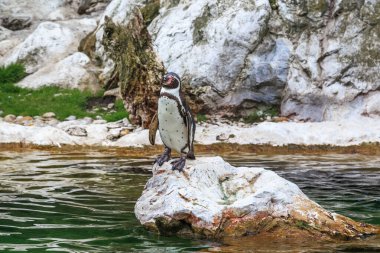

left=0, top=151, right=378, bottom=252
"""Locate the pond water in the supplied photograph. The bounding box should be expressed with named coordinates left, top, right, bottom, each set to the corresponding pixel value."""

left=0, top=151, right=379, bottom=252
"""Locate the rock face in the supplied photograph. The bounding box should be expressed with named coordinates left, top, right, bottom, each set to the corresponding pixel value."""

left=1, top=0, right=379, bottom=123
left=17, top=52, right=98, bottom=90
left=135, top=157, right=379, bottom=239
left=149, top=0, right=285, bottom=114
left=0, top=0, right=103, bottom=90
left=3, top=19, right=97, bottom=74
left=278, top=0, right=380, bottom=121
left=147, top=0, right=380, bottom=120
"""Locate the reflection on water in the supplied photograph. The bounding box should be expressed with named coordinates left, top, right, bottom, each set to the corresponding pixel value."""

left=0, top=151, right=378, bottom=252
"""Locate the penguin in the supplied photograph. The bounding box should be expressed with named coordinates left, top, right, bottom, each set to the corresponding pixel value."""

left=149, top=72, right=196, bottom=171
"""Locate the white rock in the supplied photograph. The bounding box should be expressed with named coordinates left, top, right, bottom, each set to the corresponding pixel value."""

left=42, top=112, right=56, bottom=118
left=65, top=115, right=77, bottom=121
left=1, top=117, right=380, bottom=148
left=0, top=0, right=66, bottom=21
left=93, top=119, right=107, bottom=124
left=17, top=52, right=98, bottom=89
left=2, top=19, right=97, bottom=74
left=3, top=22, right=75, bottom=73
left=149, top=0, right=278, bottom=110
left=0, top=122, right=75, bottom=146
left=279, top=0, right=380, bottom=121
left=4, top=114, right=16, bottom=123
left=135, top=157, right=378, bottom=238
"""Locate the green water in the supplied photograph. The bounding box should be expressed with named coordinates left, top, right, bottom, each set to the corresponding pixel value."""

left=0, top=151, right=379, bottom=252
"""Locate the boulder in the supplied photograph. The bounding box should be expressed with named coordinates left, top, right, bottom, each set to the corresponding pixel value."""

left=276, top=0, right=380, bottom=121
left=145, top=0, right=380, bottom=120
left=135, top=157, right=379, bottom=239
left=42, top=112, right=56, bottom=118
left=2, top=19, right=97, bottom=74
left=4, top=114, right=16, bottom=123
left=0, top=0, right=67, bottom=21
left=17, top=52, right=98, bottom=90
left=149, top=0, right=281, bottom=113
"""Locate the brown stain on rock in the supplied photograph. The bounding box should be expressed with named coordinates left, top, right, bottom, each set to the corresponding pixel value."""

left=1, top=142, right=380, bottom=157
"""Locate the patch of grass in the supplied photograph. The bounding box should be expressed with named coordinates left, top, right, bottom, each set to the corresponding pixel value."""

left=196, top=114, right=207, bottom=123
left=0, top=64, right=128, bottom=122
left=0, top=63, right=26, bottom=83
left=244, top=106, right=280, bottom=123
left=295, top=220, right=311, bottom=230
left=102, top=99, right=129, bottom=122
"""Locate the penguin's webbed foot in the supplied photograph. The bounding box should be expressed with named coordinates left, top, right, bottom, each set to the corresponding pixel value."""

left=171, top=156, right=186, bottom=172
left=155, top=147, right=171, bottom=166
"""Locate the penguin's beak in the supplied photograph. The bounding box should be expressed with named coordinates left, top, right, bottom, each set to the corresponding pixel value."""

left=163, top=76, right=173, bottom=86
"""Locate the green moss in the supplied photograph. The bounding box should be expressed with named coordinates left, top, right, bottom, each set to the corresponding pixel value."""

left=244, top=106, right=280, bottom=123
left=102, top=12, right=164, bottom=127
left=192, top=5, right=211, bottom=44
left=0, top=63, right=26, bottom=83
left=102, top=99, right=129, bottom=122
left=295, top=220, right=311, bottom=230
left=307, top=0, right=328, bottom=14
left=78, top=29, right=97, bottom=62
left=269, top=0, right=278, bottom=10
left=196, top=114, right=207, bottom=123
left=167, top=0, right=180, bottom=8
left=140, top=0, right=160, bottom=26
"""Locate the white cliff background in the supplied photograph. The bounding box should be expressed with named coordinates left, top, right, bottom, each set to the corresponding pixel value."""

left=1, top=0, right=380, bottom=121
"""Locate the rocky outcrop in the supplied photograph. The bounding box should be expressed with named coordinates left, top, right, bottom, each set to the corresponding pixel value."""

left=278, top=0, right=380, bottom=121
left=146, top=0, right=380, bottom=120
left=1, top=0, right=379, bottom=123
left=2, top=19, right=97, bottom=73
left=17, top=52, right=98, bottom=90
left=135, top=157, right=379, bottom=239
left=149, top=0, right=285, bottom=115
left=0, top=0, right=106, bottom=90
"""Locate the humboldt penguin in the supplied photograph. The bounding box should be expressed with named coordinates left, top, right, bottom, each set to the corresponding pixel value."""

left=149, top=72, right=196, bottom=171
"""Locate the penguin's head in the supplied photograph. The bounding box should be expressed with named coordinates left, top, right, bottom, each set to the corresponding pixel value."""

left=162, top=72, right=181, bottom=90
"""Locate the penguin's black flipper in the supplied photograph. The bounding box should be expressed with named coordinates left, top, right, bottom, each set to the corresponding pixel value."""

left=179, top=93, right=196, bottom=158
left=149, top=112, right=159, bottom=145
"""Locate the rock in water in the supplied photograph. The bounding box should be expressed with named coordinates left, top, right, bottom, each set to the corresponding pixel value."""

left=135, top=157, right=379, bottom=239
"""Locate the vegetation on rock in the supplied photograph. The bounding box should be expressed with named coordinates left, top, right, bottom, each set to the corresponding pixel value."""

left=0, top=63, right=26, bottom=83
left=244, top=106, right=280, bottom=123
left=102, top=10, right=165, bottom=128
left=140, top=0, right=161, bottom=26
left=0, top=64, right=128, bottom=121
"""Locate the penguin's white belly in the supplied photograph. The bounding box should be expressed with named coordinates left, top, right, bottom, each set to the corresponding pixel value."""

left=158, top=96, right=188, bottom=154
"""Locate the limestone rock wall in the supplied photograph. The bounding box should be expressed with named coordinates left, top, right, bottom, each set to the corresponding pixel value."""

left=1, top=0, right=379, bottom=123
left=148, top=0, right=380, bottom=120
left=0, top=0, right=111, bottom=90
